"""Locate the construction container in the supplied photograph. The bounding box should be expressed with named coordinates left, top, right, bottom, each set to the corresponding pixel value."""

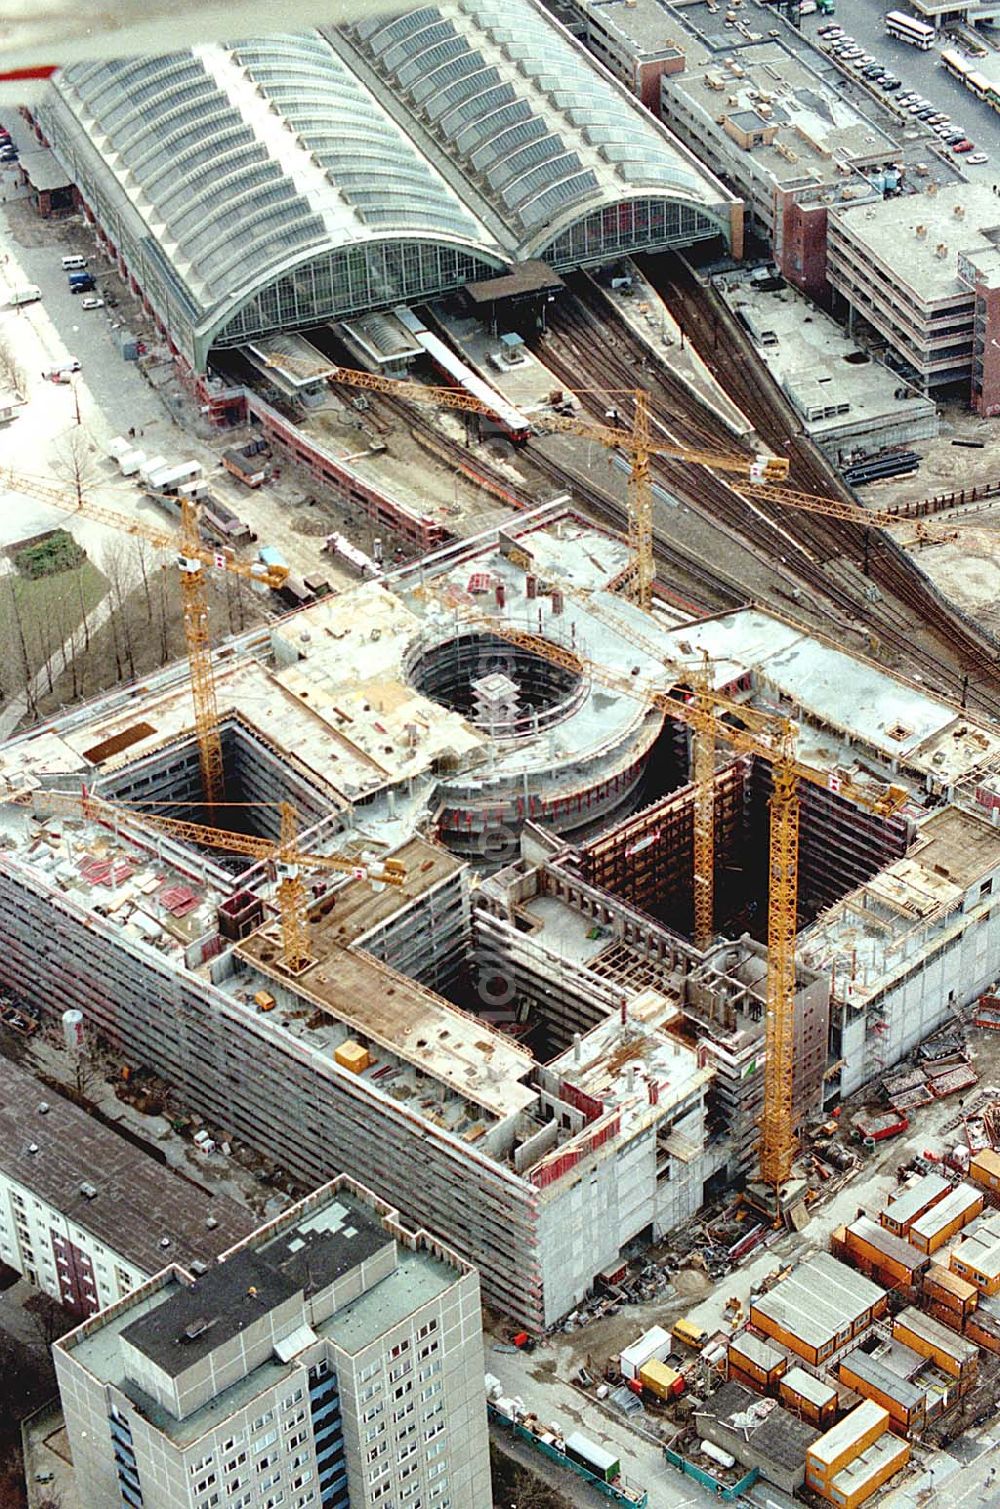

left=806, top=1400, right=889, bottom=1491
left=907, top=1182, right=983, bottom=1254
left=564, top=1431, right=619, bottom=1484
left=837, top=1216, right=929, bottom=1289
left=727, top=1330, right=786, bottom=1391
left=881, top=1171, right=950, bottom=1237
left=253, top=990, right=276, bottom=1013
left=672, top=1317, right=709, bottom=1352
left=854, top=1110, right=908, bottom=1144
left=335, top=1040, right=372, bottom=1074
left=749, top=1252, right=887, bottom=1367
left=924, top=1261, right=978, bottom=1322
left=950, top=1210, right=1000, bottom=1295
left=892, top=1305, right=979, bottom=1382
left=964, top=1291, right=1000, bottom=1355
left=779, top=1366, right=838, bottom=1427
left=970, top=1148, right=1000, bottom=1203
left=639, top=1359, right=684, bottom=1400
left=836, top=1348, right=926, bottom=1435
left=620, top=1324, right=671, bottom=1379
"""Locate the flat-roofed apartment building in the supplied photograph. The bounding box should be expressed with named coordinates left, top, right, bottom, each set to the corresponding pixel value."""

left=55, top=1178, right=491, bottom=1509
left=0, top=1059, right=253, bottom=1317
left=828, top=182, right=1000, bottom=408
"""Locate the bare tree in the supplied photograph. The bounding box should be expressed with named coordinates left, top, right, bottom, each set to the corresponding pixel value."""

left=99, top=536, right=139, bottom=682
left=0, top=333, right=26, bottom=398
left=23, top=1292, right=73, bottom=1351
left=2, top=573, right=38, bottom=719
left=51, top=428, right=100, bottom=505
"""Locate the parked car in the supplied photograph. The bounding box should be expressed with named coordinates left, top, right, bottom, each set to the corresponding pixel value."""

left=819, top=23, right=842, bottom=36
left=952, top=139, right=975, bottom=153
left=43, top=359, right=81, bottom=380
left=80, top=295, right=105, bottom=309
left=916, top=109, right=936, bottom=120
left=968, top=151, right=990, bottom=164
left=944, top=130, right=967, bottom=143
left=882, top=77, right=901, bottom=90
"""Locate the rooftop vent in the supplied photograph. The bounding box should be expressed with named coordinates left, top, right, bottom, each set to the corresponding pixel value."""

left=205, top=1215, right=218, bottom=1230
left=954, top=204, right=966, bottom=219
left=936, top=243, right=949, bottom=259
left=159, top=1236, right=171, bottom=1248
left=915, top=225, right=927, bottom=240
left=27, top=1142, right=40, bottom=1155
left=190, top=1260, right=209, bottom=1276
left=180, top=1316, right=216, bottom=1342
left=37, top=1103, right=49, bottom=1115
left=80, top=1181, right=98, bottom=1199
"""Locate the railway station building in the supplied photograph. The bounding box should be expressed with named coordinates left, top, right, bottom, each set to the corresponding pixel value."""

left=27, top=0, right=739, bottom=374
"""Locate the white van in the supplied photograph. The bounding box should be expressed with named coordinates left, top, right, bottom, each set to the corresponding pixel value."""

left=61, top=254, right=87, bottom=270
left=7, top=285, right=41, bottom=306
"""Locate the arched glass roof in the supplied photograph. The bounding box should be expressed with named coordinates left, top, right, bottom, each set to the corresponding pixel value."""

left=346, top=0, right=721, bottom=247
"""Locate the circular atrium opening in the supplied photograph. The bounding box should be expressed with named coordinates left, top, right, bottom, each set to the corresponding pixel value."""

left=407, top=632, right=583, bottom=738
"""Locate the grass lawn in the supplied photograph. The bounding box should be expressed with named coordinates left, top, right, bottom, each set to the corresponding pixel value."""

left=9, top=559, right=108, bottom=628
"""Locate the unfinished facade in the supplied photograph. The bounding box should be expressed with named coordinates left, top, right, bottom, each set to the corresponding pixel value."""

left=1, top=506, right=999, bottom=1329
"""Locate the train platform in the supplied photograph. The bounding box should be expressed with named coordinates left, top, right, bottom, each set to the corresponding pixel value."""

left=589, top=262, right=755, bottom=440
left=427, top=303, right=573, bottom=418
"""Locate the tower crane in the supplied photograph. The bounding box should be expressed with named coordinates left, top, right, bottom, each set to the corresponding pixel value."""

left=14, top=787, right=405, bottom=975
left=262, top=354, right=966, bottom=605
left=1, top=470, right=290, bottom=817
left=260, top=353, right=789, bottom=613
left=449, top=609, right=908, bottom=1205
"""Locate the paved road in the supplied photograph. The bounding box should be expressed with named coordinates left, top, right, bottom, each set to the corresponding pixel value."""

left=799, top=3, right=1000, bottom=175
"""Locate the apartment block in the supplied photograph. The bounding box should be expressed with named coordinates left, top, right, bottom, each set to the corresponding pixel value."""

left=0, top=1058, right=253, bottom=1316
left=55, top=1179, right=491, bottom=1509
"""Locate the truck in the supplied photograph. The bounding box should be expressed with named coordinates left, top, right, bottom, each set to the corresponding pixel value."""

left=68, top=271, right=97, bottom=294
left=7, top=285, right=41, bottom=307
left=672, top=1318, right=709, bottom=1351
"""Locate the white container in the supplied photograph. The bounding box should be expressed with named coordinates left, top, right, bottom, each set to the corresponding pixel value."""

left=619, top=1324, right=672, bottom=1381
left=118, top=449, right=145, bottom=477
left=62, top=1008, right=84, bottom=1053
left=700, top=1440, right=736, bottom=1471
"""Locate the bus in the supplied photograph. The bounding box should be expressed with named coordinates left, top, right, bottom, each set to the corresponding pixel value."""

left=965, top=68, right=1000, bottom=106
left=941, top=46, right=974, bottom=83
left=884, top=10, right=935, bottom=47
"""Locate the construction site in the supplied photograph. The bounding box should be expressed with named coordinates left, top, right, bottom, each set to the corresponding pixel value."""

left=0, top=486, right=998, bottom=1352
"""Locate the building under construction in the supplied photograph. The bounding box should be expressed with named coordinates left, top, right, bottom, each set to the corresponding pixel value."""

left=1, top=503, right=1000, bottom=1328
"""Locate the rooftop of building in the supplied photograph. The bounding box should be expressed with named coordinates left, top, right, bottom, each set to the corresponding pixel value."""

left=832, top=182, right=1000, bottom=304
left=884, top=1171, right=950, bottom=1224
left=830, top=1427, right=908, bottom=1496
left=0, top=1059, right=254, bottom=1277
left=908, top=1181, right=982, bottom=1240
left=839, top=1345, right=925, bottom=1411
left=808, top=1399, right=888, bottom=1466
left=696, top=1379, right=820, bottom=1470
left=800, top=806, right=1000, bottom=1001
left=952, top=1210, right=1000, bottom=1280
left=331, top=0, right=735, bottom=257
left=751, top=1251, right=885, bottom=1352
left=665, top=35, right=899, bottom=188
left=895, top=1304, right=979, bottom=1364
left=717, top=274, right=938, bottom=438
left=235, top=918, right=537, bottom=1123
left=731, top=1331, right=784, bottom=1370
left=60, top=1180, right=464, bottom=1443
left=847, top=1215, right=928, bottom=1272
left=660, top=609, right=1000, bottom=786
left=782, top=1365, right=837, bottom=1407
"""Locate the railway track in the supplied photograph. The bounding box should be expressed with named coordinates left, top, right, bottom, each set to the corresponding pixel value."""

left=641, top=258, right=1000, bottom=715
left=538, top=267, right=1000, bottom=721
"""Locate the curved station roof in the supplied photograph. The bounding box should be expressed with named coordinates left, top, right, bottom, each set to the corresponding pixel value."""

left=39, top=0, right=735, bottom=369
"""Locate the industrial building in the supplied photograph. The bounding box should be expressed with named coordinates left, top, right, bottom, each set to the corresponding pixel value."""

left=2, top=507, right=1000, bottom=1329
left=0, top=1059, right=254, bottom=1316
left=27, top=0, right=738, bottom=372
left=55, top=1176, right=491, bottom=1509
left=553, top=0, right=903, bottom=299
left=828, top=182, right=1000, bottom=409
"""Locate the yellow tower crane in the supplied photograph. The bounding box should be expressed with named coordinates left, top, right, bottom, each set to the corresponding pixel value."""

left=1, top=471, right=290, bottom=817
left=260, top=354, right=789, bottom=612
left=451, top=614, right=907, bottom=1203
left=16, top=787, right=405, bottom=975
